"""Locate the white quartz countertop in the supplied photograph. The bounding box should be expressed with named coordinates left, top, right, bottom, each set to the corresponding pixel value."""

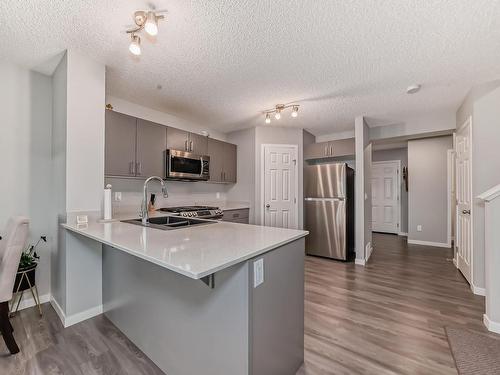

left=62, top=217, right=307, bottom=280
left=220, top=202, right=250, bottom=211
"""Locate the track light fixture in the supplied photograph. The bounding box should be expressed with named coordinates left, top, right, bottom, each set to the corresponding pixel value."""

left=126, top=10, right=165, bottom=55
left=264, top=104, right=300, bottom=124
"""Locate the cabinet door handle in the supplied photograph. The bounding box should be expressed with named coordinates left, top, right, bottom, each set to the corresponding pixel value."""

left=136, top=162, right=142, bottom=175
left=221, top=171, right=223, bottom=181
left=190, top=140, right=193, bottom=152
left=129, top=161, right=136, bottom=175
left=324, top=146, right=328, bottom=156
left=185, top=140, right=188, bottom=151
left=330, top=146, right=333, bottom=156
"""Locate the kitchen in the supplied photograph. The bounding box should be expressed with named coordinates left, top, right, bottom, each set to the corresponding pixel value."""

left=2, top=2, right=500, bottom=374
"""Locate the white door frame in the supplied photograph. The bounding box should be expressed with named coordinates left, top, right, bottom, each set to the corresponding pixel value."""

left=371, top=160, right=401, bottom=235
left=260, top=144, right=299, bottom=228
left=455, top=116, right=474, bottom=287
left=447, top=149, right=455, bottom=250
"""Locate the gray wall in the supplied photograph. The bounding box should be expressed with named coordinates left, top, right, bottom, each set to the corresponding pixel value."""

left=355, top=116, right=372, bottom=262
left=227, top=127, right=257, bottom=223
left=457, top=81, right=500, bottom=289
left=0, top=61, right=53, bottom=303
left=408, top=136, right=453, bottom=244
left=372, top=148, right=409, bottom=233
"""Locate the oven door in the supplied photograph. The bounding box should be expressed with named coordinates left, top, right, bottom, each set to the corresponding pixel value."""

left=166, top=150, right=210, bottom=180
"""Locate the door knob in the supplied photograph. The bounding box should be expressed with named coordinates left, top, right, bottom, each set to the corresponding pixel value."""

left=462, top=209, right=471, bottom=215
left=265, top=204, right=270, bottom=209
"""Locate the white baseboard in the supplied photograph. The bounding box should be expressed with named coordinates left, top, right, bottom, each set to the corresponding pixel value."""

left=452, top=258, right=458, bottom=268
left=13, top=292, right=50, bottom=312
left=407, top=239, right=451, bottom=248
left=50, top=296, right=103, bottom=328
left=471, top=284, right=486, bottom=296
left=355, top=258, right=366, bottom=266
left=398, top=232, right=408, bottom=236
left=365, top=242, right=373, bottom=262
left=484, top=314, right=500, bottom=334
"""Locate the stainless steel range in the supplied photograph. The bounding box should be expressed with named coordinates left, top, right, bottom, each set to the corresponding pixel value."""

left=158, top=206, right=223, bottom=219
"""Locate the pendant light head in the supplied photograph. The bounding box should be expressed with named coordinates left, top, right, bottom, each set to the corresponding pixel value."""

left=144, top=11, right=159, bottom=36
left=129, top=34, right=141, bottom=55
left=274, top=110, right=281, bottom=120
left=291, top=105, right=299, bottom=118
left=265, top=113, right=271, bottom=124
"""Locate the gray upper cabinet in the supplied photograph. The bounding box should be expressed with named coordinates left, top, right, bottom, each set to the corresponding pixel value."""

left=105, top=111, right=137, bottom=177
left=304, top=138, right=355, bottom=160
left=207, top=138, right=237, bottom=183
left=136, top=119, right=167, bottom=178
left=166, top=127, right=208, bottom=155
left=190, top=132, right=208, bottom=155
left=223, top=142, right=237, bottom=183
left=208, top=138, right=225, bottom=182
left=166, top=127, right=189, bottom=152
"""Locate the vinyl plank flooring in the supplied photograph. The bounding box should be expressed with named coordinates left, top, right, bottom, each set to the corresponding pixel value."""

left=0, top=234, right=490, bottom=374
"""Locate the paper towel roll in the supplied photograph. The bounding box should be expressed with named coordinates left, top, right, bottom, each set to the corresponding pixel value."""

left=104, top=184, right=112, bottom=220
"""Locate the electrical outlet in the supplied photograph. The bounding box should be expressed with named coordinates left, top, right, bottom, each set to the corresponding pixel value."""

left=254, top=258, right=264, bottom=288
left=417, top=225, right=422, bottom=232
left=114, top=192, right=122, bottom=201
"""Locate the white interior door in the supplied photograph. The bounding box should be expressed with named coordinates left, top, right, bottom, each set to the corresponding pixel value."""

left=263, top=145, right=298, bottom=229
left=455, top=117, right=472, bottom=284
left=371, top=161, right=400, bottom=234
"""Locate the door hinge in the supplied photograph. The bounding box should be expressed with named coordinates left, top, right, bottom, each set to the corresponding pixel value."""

left=293, top=159, right=297, bottom=165
left=397, top=223, right=400, bottom=227
left=294, top=197, right=297, bottom=204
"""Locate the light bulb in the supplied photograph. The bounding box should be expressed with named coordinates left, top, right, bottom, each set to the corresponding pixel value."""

left=144, top=12, right=158, bottom=36
left=265, top=114, right=271, bottom=124
left=129, top=35, right=141, bottom=55
left=275, top=111, right=281, bottom=120
left=291, top=106, right=299, bottom=118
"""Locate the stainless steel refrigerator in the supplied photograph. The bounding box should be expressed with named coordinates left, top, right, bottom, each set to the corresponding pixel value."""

left=304, top=163, right=355, bottom=261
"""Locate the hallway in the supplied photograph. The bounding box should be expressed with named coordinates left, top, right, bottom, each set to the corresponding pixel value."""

left=301, top=233, right=486, bottom=374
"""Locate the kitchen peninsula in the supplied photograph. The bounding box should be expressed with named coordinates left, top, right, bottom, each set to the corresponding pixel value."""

left=63, top=215, right=308, bottom=375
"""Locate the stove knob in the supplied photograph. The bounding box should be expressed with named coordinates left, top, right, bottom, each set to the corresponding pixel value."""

left=188, top=212, right=193, bottom=217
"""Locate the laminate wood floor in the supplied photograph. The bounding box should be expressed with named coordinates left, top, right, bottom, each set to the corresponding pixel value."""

left=298, top=233, right=488, bottom=375
left=0, top=234, right=489, bottom=374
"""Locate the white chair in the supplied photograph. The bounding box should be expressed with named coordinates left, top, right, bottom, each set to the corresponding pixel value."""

left=0, top=216, right=29, bottom=355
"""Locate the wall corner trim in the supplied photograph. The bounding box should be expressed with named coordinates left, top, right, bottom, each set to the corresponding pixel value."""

left=50, top=296, right=103, bottom=328
left=407, top=239, right=451, bottom=248
left=483, top=314, right=500, bottom=334
left=471, top=285, right=486, bottom=296
left=354, top=258, right=366, bottom=266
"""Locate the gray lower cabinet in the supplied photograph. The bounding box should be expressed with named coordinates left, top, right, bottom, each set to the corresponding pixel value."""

left=222, top=208, right=249, bottom=224
left=105, top=111, right=137, bottom=177
left=136, top=119, right=167, bottom=178
left=208, top=138, right=237, bottom=183
left=167, top=127, right=208, bottom=155
left=304, top=138, right=355, bottom=160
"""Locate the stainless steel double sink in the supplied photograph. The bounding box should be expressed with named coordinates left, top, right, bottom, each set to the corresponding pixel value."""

left=122, top=215, right=216, bottom=230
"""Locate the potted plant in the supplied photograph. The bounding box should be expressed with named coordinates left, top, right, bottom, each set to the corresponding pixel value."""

left=13, top=236, right=46, bottom=293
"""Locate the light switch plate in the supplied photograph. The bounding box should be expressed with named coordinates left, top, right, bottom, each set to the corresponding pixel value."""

left=114, top=192, right=122, bottom=201
left=417, top=225, right=422, bottom=232
left=254, top=258, right=264, bottom=288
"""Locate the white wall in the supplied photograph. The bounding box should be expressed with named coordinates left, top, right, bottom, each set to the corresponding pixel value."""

left=372, top=148, right=409, bottom=233
left=0, top=62, right=53, bottom=303
left=457, top=80, right=500, bottom=289
left=408, top=136, right=453, bottom=245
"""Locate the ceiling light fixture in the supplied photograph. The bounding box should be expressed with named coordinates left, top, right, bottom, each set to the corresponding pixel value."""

left=263, top=104, right=300, bottom=124
left=406, top=84, right=421, bottom=94
left=129, top=34, right=141, bottom=56
left=126, top=10, right=165, bottom=55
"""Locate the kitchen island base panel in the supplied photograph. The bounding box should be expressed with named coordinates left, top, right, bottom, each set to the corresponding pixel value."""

left=102, top=238, right=305, bottom=375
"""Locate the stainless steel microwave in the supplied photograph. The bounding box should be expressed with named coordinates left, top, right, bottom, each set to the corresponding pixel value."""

left=166, top=149, right=210, bottom=181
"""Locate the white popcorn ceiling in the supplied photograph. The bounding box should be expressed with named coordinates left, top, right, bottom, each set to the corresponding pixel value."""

left=1, top=1, right=500, bottom=135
